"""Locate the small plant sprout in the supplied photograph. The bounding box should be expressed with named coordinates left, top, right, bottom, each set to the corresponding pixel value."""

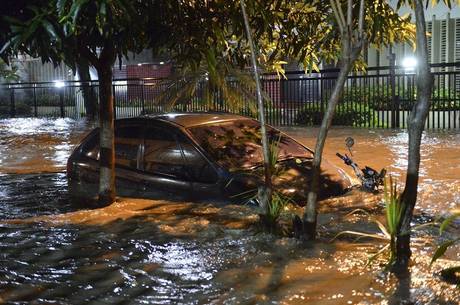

left=383, top=175, right=405, bottom=265
left=264, top=191, right=292, bottom=226
left=231, top=133, right=292, bottom=230
left=430, top=209, right=460, bottom=286
left=331, top=176, right=410, bottom=267
left=268, top=133, right=282, bottom=175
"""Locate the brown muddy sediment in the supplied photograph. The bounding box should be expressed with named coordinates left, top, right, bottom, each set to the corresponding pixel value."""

left=0, top=118, right=459, bottom=304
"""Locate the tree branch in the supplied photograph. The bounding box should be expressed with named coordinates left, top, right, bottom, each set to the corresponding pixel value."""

left=347, top=0, right=352, bottom=28
left=330, top=0, right=345, bottom=33
left=78, top=45, right=99, bottom=69
left=335, top=0, right=347, bottom=32
left=358, top=0, right=365, bottom=38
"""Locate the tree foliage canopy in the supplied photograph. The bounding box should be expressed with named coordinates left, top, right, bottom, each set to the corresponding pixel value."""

left=145, top=1, right=417, bottom=76
left=1, top=0, right=417, bottom=76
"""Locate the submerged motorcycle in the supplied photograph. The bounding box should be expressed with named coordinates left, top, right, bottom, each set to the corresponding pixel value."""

left=336, top=137, right=386, bottom=192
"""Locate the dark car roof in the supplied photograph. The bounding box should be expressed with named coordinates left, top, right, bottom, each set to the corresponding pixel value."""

left=121, top=113, right=253, bottom=128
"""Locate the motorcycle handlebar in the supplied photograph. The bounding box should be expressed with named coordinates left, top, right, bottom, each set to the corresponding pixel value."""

left=336, top=152, right=346, bottom=160
left=336, top=152, right=353, bottom=166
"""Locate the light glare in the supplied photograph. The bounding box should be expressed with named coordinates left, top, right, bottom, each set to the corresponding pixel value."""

left=401, top=57, right=417, bottom=70
left=54, top=80, right=65, bottom=88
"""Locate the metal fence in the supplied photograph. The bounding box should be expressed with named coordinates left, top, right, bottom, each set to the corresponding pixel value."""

left=1, top=63, right=459, bottom=129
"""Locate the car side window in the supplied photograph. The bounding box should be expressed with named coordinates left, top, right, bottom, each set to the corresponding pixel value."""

left=143, top=127, right=187, bottom=179
left=115, top=125, right=143, bottom=169
left=177, top=134, right=218, bottom=184
left=83, top=132, right=100, bottom=160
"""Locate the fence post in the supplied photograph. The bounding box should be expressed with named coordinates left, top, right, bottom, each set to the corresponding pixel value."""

left=112, top=84, right=117, bottom=119
left=388, top=47, right=397, bottom=128
left=141, top=80, right=145, bottom=115
left=394, top=95, right=400, bottom=128
left=91, top=83, right=97, bottom=120
left=10, top=87, right=15, bottom=117
left=33, top=84, right=38, bottom=117
left=319, top=75, right=324, bottom=113
left=59, top=88, right=65, bottom=118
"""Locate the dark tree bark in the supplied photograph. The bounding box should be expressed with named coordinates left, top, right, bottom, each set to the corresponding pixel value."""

left=76, top=57, right=97, bottom=120
left=394, top=0, right=432, bottom=270
left=93, top=45, right=117, bottom=206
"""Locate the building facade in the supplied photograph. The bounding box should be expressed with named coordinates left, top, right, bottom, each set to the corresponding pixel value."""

left=368, top=2, right=460, bottom=67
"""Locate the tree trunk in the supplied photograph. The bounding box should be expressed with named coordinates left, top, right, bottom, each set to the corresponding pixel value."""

left=76, top=58, right=97, bottom=120
left=240, top=0, right=272, bottom=208
left=302, top=59, right=354, bottom=239
left=394, top=0, right=432, bottom=270
left=96, top=63, right=116, bottom=206
left=301, top=0, right=365, bottom=240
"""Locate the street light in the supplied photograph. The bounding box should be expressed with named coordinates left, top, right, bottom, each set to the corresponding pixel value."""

left=401, top=56, right=417, bottom=72
left=53, top=80, right=65, bottom=88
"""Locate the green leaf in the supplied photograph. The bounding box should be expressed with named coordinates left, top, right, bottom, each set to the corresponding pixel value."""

left=0, top=40, right=12, bottom=55
left=430, top=238, right=460, bottom=265
left=439, top=265, right=460, bottom=286
left=330, top=230, right=389, bottom=242
left=439, top=211, right=460, bottom=235
left=366, top=244, right=390, bottom=267
left=68, top=0, right=90, bottom=25
left=41, top=20, right=58, bottom=39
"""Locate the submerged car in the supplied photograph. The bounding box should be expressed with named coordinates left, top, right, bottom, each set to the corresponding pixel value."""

left=67, top=113, right=352, bottom=205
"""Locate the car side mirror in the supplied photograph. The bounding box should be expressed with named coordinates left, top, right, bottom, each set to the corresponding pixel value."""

left=345, top=137, right=354, bottom=156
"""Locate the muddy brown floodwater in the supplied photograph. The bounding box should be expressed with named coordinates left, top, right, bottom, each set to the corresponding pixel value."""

left=0, top=118, right=459, bottom=305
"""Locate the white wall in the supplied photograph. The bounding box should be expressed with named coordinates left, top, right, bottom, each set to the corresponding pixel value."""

left=367, top=2, right=460, bottom=67
left=389, top=0, right=460, bottom=20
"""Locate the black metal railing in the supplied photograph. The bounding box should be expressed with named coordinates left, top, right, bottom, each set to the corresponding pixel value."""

left=1, top=63, right=459, bottom=129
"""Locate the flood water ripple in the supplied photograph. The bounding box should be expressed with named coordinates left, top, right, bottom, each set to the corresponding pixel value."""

left=0, top=118, right=458, bottom=304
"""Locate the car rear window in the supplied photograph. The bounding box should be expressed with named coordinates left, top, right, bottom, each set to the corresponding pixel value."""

left=187, top=119, right=312, bottom=172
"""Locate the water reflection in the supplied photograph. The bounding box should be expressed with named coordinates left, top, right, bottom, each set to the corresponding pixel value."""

left=282, top=127, right=460, bottom=216
left=0, top=118, right=92, bottom=174
left=2, top=193, right=458, bottom=304
left=0, top=119, right=459, bottom=304
left=388, top=270, right=411, bottom=305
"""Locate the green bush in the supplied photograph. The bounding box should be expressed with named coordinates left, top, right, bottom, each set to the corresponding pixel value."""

left=36, top=93, right=74, bottom=106
left=0, top=105, right=9, bottom=117
left=295, top=102, right=374, bottom=126
left=36, top=93, right=61, bottom=106
left=16, top=101, right=32, bottom=115
left=346, top=85, right=460, bottom=111
left=343, top=85, right=415, bottom=111
left=431, top=88, right=460, bottom=111
left=0, top=101, right=32, bottom=116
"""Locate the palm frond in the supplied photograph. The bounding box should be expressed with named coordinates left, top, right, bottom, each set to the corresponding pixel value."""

left=151, top=58, right=271, bottom=116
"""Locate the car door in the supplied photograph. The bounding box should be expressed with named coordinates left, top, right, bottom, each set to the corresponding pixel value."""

left=175, top=132, right=222, bottom=201
left=70, top=130, right=100, bottom=200
left=71, top=124, right=144, bottom=200
left=114, top=123, right=145, bottom=197
left=138, top=125, right=193, bottom=201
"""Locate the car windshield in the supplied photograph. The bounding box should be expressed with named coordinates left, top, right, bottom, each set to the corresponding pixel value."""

left=187, top=119, right=313, bottom=172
